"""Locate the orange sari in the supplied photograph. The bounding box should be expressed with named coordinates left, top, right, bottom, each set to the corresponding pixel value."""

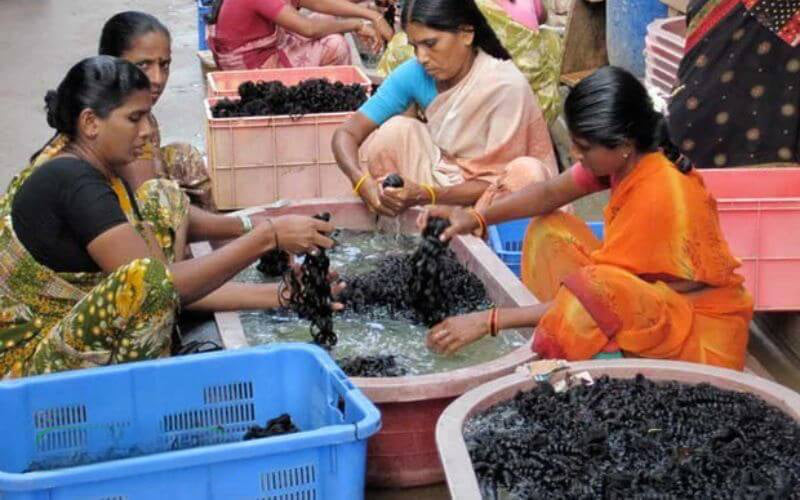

left=525, top=153, right=753, bottom=370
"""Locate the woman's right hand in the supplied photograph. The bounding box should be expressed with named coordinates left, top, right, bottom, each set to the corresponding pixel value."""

left=357, top=175, right=395, bottom=217
left=418, top=206, right=480, bottom=242
left=268, top=215, right=335, bottom=255
left=371, top=16, right=395, bottom=44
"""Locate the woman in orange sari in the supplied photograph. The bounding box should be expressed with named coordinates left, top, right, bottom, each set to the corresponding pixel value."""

left=423, top=66, right=753, bottom=371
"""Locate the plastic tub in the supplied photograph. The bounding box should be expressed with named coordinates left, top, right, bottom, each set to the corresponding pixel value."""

left=488, top=219, right=604, bottom=277
left=700, top=168, right=800, bottom=311
left=0, top=344, right=381, bottom=500
left=205, top=97, right=365, bottom=209
left=197, top=0, right=212, bottom=51
left=191, top=200, right=541, bottom=487
left=436, top=359, right=800, bottom=499
left=206, top=65, right=372, bottom=98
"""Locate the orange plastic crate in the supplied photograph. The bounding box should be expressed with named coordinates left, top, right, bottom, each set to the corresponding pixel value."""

left=700, top=168, right=800, bottom=311
left=206, top=66, right=371, bottom=98
left=205, top=97, right=364, bottom=210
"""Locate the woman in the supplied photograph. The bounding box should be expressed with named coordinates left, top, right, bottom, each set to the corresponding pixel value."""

left=99, top=11, right=263, bottom=243
left=668, top=0, right=800, bottom=168
left=0, top=56, right=335, bottom=378
left=423, top=67, right=754, bottom=371
left=332, top=0, right=558, bottom=218
left=99, top=11, right=214, bottom=210
left=206, top=0, right=394, bottom=70
left=377, top=0, right=562, bottom=123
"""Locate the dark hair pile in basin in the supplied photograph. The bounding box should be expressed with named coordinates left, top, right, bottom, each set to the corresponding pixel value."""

left=338, top=217, right=491, bottom=327
left=465, top=374, right=800, bottom=498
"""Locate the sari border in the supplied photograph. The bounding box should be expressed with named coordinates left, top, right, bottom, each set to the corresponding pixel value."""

left=686, top=0, right=740, bottom=53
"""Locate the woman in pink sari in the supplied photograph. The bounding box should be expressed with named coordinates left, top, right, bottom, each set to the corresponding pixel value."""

left=332, top=0, right=557, bottom=217
left=206, top=0, right=394, bottom=70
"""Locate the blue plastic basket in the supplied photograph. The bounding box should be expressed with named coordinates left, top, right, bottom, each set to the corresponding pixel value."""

left=197, top=0, right=213, bottom=50
left=488, top=218, right=605, bottom=277
left=0, top=344, right=380, bottom=500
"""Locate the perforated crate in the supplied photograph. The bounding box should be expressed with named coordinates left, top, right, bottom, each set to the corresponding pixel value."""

left=0, top=344, right=381, bottom=500
left=488, top=219, right=604, bottom=276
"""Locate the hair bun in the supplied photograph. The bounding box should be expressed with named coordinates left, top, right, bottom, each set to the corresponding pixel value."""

left=44, top=90, right=60, bottom=130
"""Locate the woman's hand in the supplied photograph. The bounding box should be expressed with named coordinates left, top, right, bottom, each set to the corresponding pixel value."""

left=268, top=215, right=335, bottom=255
left=370, top=15, right=394, bottom=43
left=356, top=21, right=384, bottom=53
left=356, top=175, right=395, bottom=216
left=379, top=177, right=427, bottom=216
left=418, top=206, right=479, bottom=241
left=427, top=311, right=491, bottom=355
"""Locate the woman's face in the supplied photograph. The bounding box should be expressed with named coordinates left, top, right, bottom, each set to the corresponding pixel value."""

left=570, top=135, right=628, bottom=178
left=405, top=21, right=475, bottom=82
left=121, top=31, right=171, bottom=105
left=94, top=90, right=154, bottom=166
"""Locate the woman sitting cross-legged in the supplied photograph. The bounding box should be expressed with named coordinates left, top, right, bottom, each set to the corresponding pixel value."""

left=0, top=56, right=336, bottom=378
left=422, top=66, right=754, bottom=371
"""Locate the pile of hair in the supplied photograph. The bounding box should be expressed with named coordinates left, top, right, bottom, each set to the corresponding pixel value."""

left=336, top=355, right=408, bottom=378
left=465, top=374, right=800, bottom=498
left=339, top=217, right=491, bottom=327
left=243, top=413, right=299, bottom=441
left=211, top=78, right=369, bottom=118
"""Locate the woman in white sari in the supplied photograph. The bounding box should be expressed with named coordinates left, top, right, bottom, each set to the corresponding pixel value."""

left=332, top=0, right=558, bottom=217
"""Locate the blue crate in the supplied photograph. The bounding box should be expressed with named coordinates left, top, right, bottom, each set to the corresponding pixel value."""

left=0, top=344, right=380, bottom=500
left=488, top=218, right=604, bottom=277
left=197, top=0, right=213, bottom=50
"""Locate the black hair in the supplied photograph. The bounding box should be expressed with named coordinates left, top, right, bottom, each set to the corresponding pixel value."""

left=33, top=56, right=150, bottom=160
left=401, top=0, right=511, bottom=60
left=564, top=66, right=691, bottom=173
left=99, top=11, right=170, bottom=57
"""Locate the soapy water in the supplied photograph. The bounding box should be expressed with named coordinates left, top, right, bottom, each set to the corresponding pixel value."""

left=238, top=230, right=528, bottom=376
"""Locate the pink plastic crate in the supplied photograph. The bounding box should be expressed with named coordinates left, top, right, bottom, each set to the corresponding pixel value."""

left=645, top=70, right=674, bottom=97
left=206, top=66, right=371, bottom=98
left=647, top=16, right=686, bottom=54
left=700, top=168, right=800, bottom=311
left=646, top=34, right=682, bottom=65
left=645, top=56, right=678, bottom=88
left=205, top=97, right=363, bottom=209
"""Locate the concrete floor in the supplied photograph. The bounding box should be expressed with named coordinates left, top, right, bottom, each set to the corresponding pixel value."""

left=0, top=0, right=206, bottom=189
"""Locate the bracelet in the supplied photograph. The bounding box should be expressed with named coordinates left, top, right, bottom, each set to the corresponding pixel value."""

left=237, top=214, right=253, bottom=234
left=468, top=208, right=488, bottom=239
left=486, top=308, right=499, bottom=337
left=421, top=184, right=437, bottom=205
left=353, top=173, right=370, bottom=195
left=265, top=218, right=280, bottom=250
left=492, top=308, right=500, bottom=337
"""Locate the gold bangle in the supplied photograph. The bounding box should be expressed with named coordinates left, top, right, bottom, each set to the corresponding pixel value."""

left=421, top=184, right=437, bottom=205
left=469, top=208, right=487, bottom=239
left=353, top=173, right=370, bottom=195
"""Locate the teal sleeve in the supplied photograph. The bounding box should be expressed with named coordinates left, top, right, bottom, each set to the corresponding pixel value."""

left=358, top=59, right=438, bottom=125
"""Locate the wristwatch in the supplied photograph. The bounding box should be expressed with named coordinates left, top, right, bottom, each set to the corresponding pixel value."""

left=237, top=214, right=253, bottom=234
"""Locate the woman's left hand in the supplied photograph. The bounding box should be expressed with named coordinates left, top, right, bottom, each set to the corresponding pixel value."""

left=427, top=311, right=490, bottom=355
left=379, top=177, right=426, bottom=216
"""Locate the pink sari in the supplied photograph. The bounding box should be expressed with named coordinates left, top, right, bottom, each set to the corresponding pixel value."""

left=207, top=1, right=350, bottom=70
